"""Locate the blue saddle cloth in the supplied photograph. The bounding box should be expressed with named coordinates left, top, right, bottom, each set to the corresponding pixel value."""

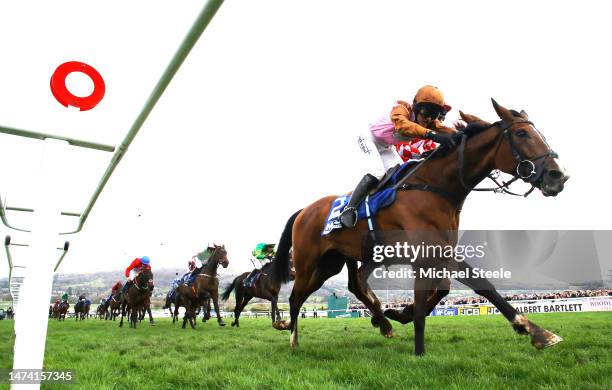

left=322, top=162, right=416, bottom=236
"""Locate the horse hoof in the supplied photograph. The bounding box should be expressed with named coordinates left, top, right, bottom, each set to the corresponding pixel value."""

left=273, top=320, right=290, bottom=331
left=219, top=322, right=226, bottom=327
left=531, top=329, right=564, bottom=350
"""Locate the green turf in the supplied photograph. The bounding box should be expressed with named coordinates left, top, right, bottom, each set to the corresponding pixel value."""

left=1, top=312, right=611, bottom=389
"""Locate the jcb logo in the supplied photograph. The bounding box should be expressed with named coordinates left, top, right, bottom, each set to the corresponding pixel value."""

left=460, top=308, right=480, bottom=316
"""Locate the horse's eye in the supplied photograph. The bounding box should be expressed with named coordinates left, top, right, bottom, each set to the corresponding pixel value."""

left=516, top=130, right=529, bottom=138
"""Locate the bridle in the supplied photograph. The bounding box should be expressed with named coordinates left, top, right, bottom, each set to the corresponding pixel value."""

left=457, top=120, right=559, bottom=197
left=197, top=246, right=227, bottom=279
left=133, top=270, right=153, bottom=291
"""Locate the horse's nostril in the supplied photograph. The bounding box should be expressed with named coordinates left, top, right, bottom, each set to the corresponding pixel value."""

left=547, top=170, right=563, bottom=180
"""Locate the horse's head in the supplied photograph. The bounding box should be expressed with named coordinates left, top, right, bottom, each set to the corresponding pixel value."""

left=485, top=99, right=569, bottom=196
left=136, top=268, right=154, bottom=292
left=210, top=244, right=229, bottom=268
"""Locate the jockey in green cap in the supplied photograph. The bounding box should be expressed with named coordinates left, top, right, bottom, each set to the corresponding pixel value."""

left=244, top=243, right=276, bottom=287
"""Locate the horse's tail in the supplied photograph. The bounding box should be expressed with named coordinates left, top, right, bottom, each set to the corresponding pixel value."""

left=221, top=276, right=240, bottom=301
left=271, top=209, right=302, bottom=285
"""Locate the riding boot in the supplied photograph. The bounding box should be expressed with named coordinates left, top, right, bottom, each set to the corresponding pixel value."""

left=245, top=269, right=258, bottom=287
left=339, top=173, right=380, bottom=228
left=188, top=267, right=201, bottom=284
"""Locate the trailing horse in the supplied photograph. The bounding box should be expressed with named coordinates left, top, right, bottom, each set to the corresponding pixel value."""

left=222, top=260, right=294, bottom=327
left=108, top=291, right=123, bottom=321
left=119, top=268, right=154, bottom=328
left=271, top=100, right=568, bottom=355
left=74, top=298, right=91, bottom=320
left=53, top=301, right=69, bottom=321
left=97, top=301, right=110, bottom=320
left=175, top=244, right=229, bottom=329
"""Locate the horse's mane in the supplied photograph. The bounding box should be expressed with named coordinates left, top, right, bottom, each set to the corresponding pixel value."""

left=455, top=120, right=494, bottom=138
left=455, top=109, right=524, bottom=138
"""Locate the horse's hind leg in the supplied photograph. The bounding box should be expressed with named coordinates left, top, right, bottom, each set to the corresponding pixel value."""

left=233, top=294, right=251, bottom=327
left=285, top=251, right=345, bottom=348
left=346, top=261, right=393, bottom=337
left=455, top=262, right=562, bottom=349
left=413, top=276, right=439, bottom=356
left=385, top=278, right=451, bottom=324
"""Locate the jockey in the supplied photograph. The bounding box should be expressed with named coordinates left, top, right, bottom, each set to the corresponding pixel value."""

left=61, top=292, right=69, bottom=303
left=245, top=243, right=276, bottom=287
left=182, top=256, right=203, bottom=285
left=105, top=281, right=123, bottom=303
left=339, top=85, right=457, bottom=228
left=122, top=256, right=151, bottom=292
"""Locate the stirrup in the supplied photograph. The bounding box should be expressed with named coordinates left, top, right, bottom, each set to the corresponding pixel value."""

left=339, top=206, right=358, bottom=228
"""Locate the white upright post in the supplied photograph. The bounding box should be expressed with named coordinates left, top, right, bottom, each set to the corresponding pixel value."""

left=12, top=139, right=67, bottom=389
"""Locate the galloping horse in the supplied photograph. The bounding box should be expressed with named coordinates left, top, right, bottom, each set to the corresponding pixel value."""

left=97, top=301, right=110, bottom=320
left=53, top=301, right=69, bottom=321
left=119, top=268, right=154, bottom=328
left=74, top=298, right=91, bottom=320
left=108, top=290, right=123, bottom=321
left=176, top=245, right=229, bottom=329
left=222, top=260, right=294, bottom=327
left=271, top=100, right=569, bottom=355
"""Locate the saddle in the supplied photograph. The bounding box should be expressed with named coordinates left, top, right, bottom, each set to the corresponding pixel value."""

left=243, top=270, right=263, bottom=288
left=322, top=161, right=420, bottom=236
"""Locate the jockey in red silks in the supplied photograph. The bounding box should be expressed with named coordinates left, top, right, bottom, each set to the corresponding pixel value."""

left=122, top=256, right=151, bottom=292
left=106, top=281, right=123, bottom=303
left=339, top=85, right=457, bottom=228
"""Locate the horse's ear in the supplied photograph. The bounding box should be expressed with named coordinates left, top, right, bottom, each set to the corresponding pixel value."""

left=519, top=109, right=529, bottom=120
left=491, top=98, right=514, bottom=122
left=459, top=110, right=485, bottom=124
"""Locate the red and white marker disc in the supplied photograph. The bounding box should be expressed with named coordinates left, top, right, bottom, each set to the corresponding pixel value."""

left=50, top=61, right=105, bottom=111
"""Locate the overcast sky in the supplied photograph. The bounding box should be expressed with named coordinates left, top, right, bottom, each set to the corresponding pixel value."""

left=1, top=0, right=611, bottom=282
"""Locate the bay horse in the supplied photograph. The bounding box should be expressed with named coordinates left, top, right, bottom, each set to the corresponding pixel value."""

left=221, top=260, right=295, bottom=327
left=74, top=298, right=91, bottom=320
left=119, top=268, right=154, bottom=328
left=97, top=301, right=110, bottom=320
left=53, top=301, right=69, bottom=321
left=109, top=291, right=123, bottom=321
left=176, top=244, right=229, bottom=329
left=271, top=99, right=569, bottom=355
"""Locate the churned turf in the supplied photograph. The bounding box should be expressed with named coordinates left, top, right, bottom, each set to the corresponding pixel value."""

left=1, top=312, right=611, bottom=389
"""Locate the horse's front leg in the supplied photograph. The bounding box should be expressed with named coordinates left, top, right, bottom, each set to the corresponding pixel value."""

left=119, top=303, right=126, bottom=327
left=454, top=261, right=562, bottom=349
left=210, top=290, right=225, bottom=326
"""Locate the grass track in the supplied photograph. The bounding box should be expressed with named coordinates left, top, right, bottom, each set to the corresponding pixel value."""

left=0, top=312, right=611, bottom=389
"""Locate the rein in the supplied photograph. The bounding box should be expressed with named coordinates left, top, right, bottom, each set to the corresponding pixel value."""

left=133, top=271, right=152, bottom=292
